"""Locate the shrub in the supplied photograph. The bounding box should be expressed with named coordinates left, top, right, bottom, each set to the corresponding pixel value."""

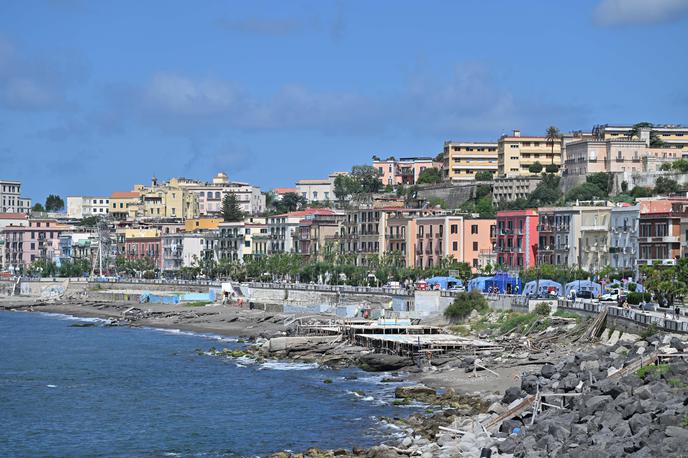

left=631, top=186, right=653, bottom=198
left=534, top=302, right=551, bottom=316
left=444, top=291, right=489, bottom=321
left=498, top=312, right=538, bottom=334
left=475, top=171, right=493, bottom=181
left=628, top=282, right=637, bottom=292
left=528, top=162, right=543, bottom=174
left=639, top=323, right=658, bottom=339
left=627, top=292, right=651, bottom=305
left=545, top=164, right=559, bottom=174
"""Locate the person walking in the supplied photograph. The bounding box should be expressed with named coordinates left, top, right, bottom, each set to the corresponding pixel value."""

left=675, top=305, right=681, bottom=320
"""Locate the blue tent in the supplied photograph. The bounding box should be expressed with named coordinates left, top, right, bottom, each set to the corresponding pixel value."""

left=522, top=279, right=563, bottom=298
left=425, top=276, right=463, bottom=290
left=467, top=273, right=522, bottom=294
left=467, top=276, right=493, bottom=293
left=564, top=280, right=602, bottom=298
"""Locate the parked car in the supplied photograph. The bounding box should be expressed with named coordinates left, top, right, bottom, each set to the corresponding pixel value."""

left=448, top=285, right=465, bottom=293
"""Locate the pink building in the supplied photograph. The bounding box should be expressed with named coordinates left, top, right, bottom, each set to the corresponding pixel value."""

left=2, top=219, right=69, bottom=270
left=494, top=209, right=539, bottom=269
left=373, top=157, right=441, bottom=186
left=413, top=216, right=495, bottom=271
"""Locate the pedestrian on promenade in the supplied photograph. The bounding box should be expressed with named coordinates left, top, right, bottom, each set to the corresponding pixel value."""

left=675, top=306, right=680, bottom=320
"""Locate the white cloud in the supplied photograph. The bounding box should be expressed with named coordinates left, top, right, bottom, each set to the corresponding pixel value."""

left=594, top=0, right=688, bottom=26
left=142, top=73, right=242, bottom=117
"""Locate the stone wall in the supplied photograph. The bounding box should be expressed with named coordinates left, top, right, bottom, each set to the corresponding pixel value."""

left=416, top=182, right=476, bottom=209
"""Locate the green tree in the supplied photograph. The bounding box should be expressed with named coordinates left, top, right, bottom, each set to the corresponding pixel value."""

left=545, top=126, right=561, bottom=165
left=222, top=192, right=244, bottom=221
left=276, top=192, right=306, bottom=213
left=631, top=186, right=653, bottom=198
left=80, top=215, right=100, bottom=227
left=672, top=159, right=688, bottom=173
left=586, top=172, right=613, bottom=195
left=416, top=168, right=442, bottom=184
left=528, top=174, right=562, bottom=207
left=528, top=161, right=543, bottom=174
left=45, top=194, right=65, bottom=212
left=474, top=171, right=493, bottom=181
left=565, top=182, right=606, bottom=202
left=621, top=181, right=628, bottom=193
left=32, top=203, right=45, bottom=212
left=433, top=152, right=444, bottom=162
left=655, top=177, right=679, bottom=195
left=443, top=291, right=488, bottom=321
left=545, top=164, right=559, bottom=174
left=351, top=165, right=382, bottom=193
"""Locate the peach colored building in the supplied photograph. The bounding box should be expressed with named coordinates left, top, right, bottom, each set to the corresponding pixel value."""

left=564, top=140, right=680, bottom=177
left=413, top=216, right=495, bottom=271
left=373, top=157, right=441, bottom=186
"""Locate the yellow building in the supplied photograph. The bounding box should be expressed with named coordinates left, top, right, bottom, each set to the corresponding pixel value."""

left=124, top=228, right=159, bottom=239
left=184, top=217, right=223, bottom=233
left=134, top=177, right=199, bottom=219
left=498, top=130, right=562, bottom=177
left=110, top=192, right=140, bottom=220
left=442, top=141, right=498, bottom=181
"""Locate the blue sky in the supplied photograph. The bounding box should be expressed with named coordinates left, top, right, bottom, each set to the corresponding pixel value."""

left=1, top=0, right=687, bottom=203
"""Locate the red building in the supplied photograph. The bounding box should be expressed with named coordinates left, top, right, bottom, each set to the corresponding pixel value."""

left=494, top=209, right=539, bottom=269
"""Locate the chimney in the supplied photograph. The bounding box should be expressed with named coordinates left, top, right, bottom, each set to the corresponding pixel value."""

left=513, top=129, right=521, bottom=137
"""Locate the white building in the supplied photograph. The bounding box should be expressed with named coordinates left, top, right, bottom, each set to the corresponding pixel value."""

left=610, top=205, right=640, bottom=271
left=67, top=196, right=110, bottom=219
left=0, top=212, right=28, bottom=270
left=296, top=179, right=334, bottom=202
left=0, top=180, right=32, bottom=213
left=177, top=172, right=266, bottom=216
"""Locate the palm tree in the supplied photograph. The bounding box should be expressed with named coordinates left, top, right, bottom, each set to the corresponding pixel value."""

left=545, top=126, right=561, bottom=166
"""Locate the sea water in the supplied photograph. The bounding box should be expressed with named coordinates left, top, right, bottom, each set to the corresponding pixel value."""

left=0, top=311, right=418, bottom=457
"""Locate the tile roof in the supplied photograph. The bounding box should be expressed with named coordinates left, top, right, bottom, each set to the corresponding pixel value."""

left=111, top=191, right=140, bottom=198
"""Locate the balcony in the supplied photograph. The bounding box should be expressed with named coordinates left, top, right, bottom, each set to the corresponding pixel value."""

left=581, top=225, right=607, bottom=232
left=637, top=258, right=676, bottom=266
left=638, top=235, right=679, bottom=243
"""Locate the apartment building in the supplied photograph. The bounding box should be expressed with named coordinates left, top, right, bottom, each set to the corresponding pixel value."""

left=295, top=178, right=334, bottom=203
left=293, top=213, right=345, bottom=261
left=610, top=205, right=640, bottom=271
left=161, top=232, right=183, bottom=271
left=215, top=222, right=247, bottom=262
left=59, top=232, right=98, bottom=264
left=386, top=215, right=416, bottom=268
left=67, top=196, right=110, bottom=219
left=497, top=130, right=562, bottom=177
left=2, top=219, right=70, bottom=269
left=110, top=191, right=140, bottom=220
left=373, top=157, right=440, bottom=186
left=0, top=180, right=31, bottom=214
left=593, top=124, right=688, bottom=153
left=441, top=141, right=498, bottom=181
left=494, top=209, right=539, bottom=269
left=413, top=216, right=494, bottom=270
left=579, top=206, right=612, bottom=274
left=123, top=228, right=162, bottom=268
left=492, top=176, right=542, bottom=204
left=551, top=207, right=582, bottom=267
left=173, top=172, right=264, bottom=216
left=0, top=213, right=28, bottom=270
left=564, top=140, right=679, bottom=177
left=636, top=200, right=683, bottom=266
left=267, top=208, right=336, bottom=255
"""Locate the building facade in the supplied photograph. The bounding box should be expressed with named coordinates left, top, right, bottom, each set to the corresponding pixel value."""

left=67, top=196, right=111, bottom=219
left=2, top=219, right=69, bottom=270
left=295, top=179, right=334, bottom=203
left=441, top=141, right=498, bottom=181
left=373, top=157, right=440, bottom=186
left=0, top=180, right=31, bottom=214
left=610, top=205, right=640, bottom=271
left=492, top=176, right=542, bottom=204
left=497, top=130, right=562, bottom=177
left=579, top=206, right=612, bottom=274
left=494, top=209, right=539, bottom=270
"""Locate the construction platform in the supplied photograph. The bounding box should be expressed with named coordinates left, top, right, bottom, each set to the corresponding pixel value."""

left=354, top=333, right=504, bottom=356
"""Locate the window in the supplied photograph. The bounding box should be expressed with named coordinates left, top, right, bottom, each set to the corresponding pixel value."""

left=473, top=241, right=478, bottom=251
left=452, top=241, right=458, bottom=251
left=450, top=224, right=458, bottom=234
left=471, top=224, right=478, bottom=234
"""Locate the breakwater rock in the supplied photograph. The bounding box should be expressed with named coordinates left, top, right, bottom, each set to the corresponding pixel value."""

left=492, top=333, right=688, bottom=457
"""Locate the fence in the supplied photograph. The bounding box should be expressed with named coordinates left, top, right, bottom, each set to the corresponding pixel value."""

left=245, top=281, right=411, bottom=296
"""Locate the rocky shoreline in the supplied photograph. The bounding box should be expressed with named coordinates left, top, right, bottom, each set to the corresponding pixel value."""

left=4, top=299, right=688, bottom=457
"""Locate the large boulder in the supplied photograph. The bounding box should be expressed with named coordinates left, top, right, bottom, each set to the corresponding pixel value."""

left=502, top=386, right=523, bottom=404
left=359, top=353, right=413, bottom=371
left=541, top=363, right=556, bottom=378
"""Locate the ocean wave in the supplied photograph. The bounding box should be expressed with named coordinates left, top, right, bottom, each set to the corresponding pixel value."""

left=258, top=361, right=319, bottom=371
left=146, top=327, right=238, bottom=342
left=36, top=312, right=110, bottom=324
